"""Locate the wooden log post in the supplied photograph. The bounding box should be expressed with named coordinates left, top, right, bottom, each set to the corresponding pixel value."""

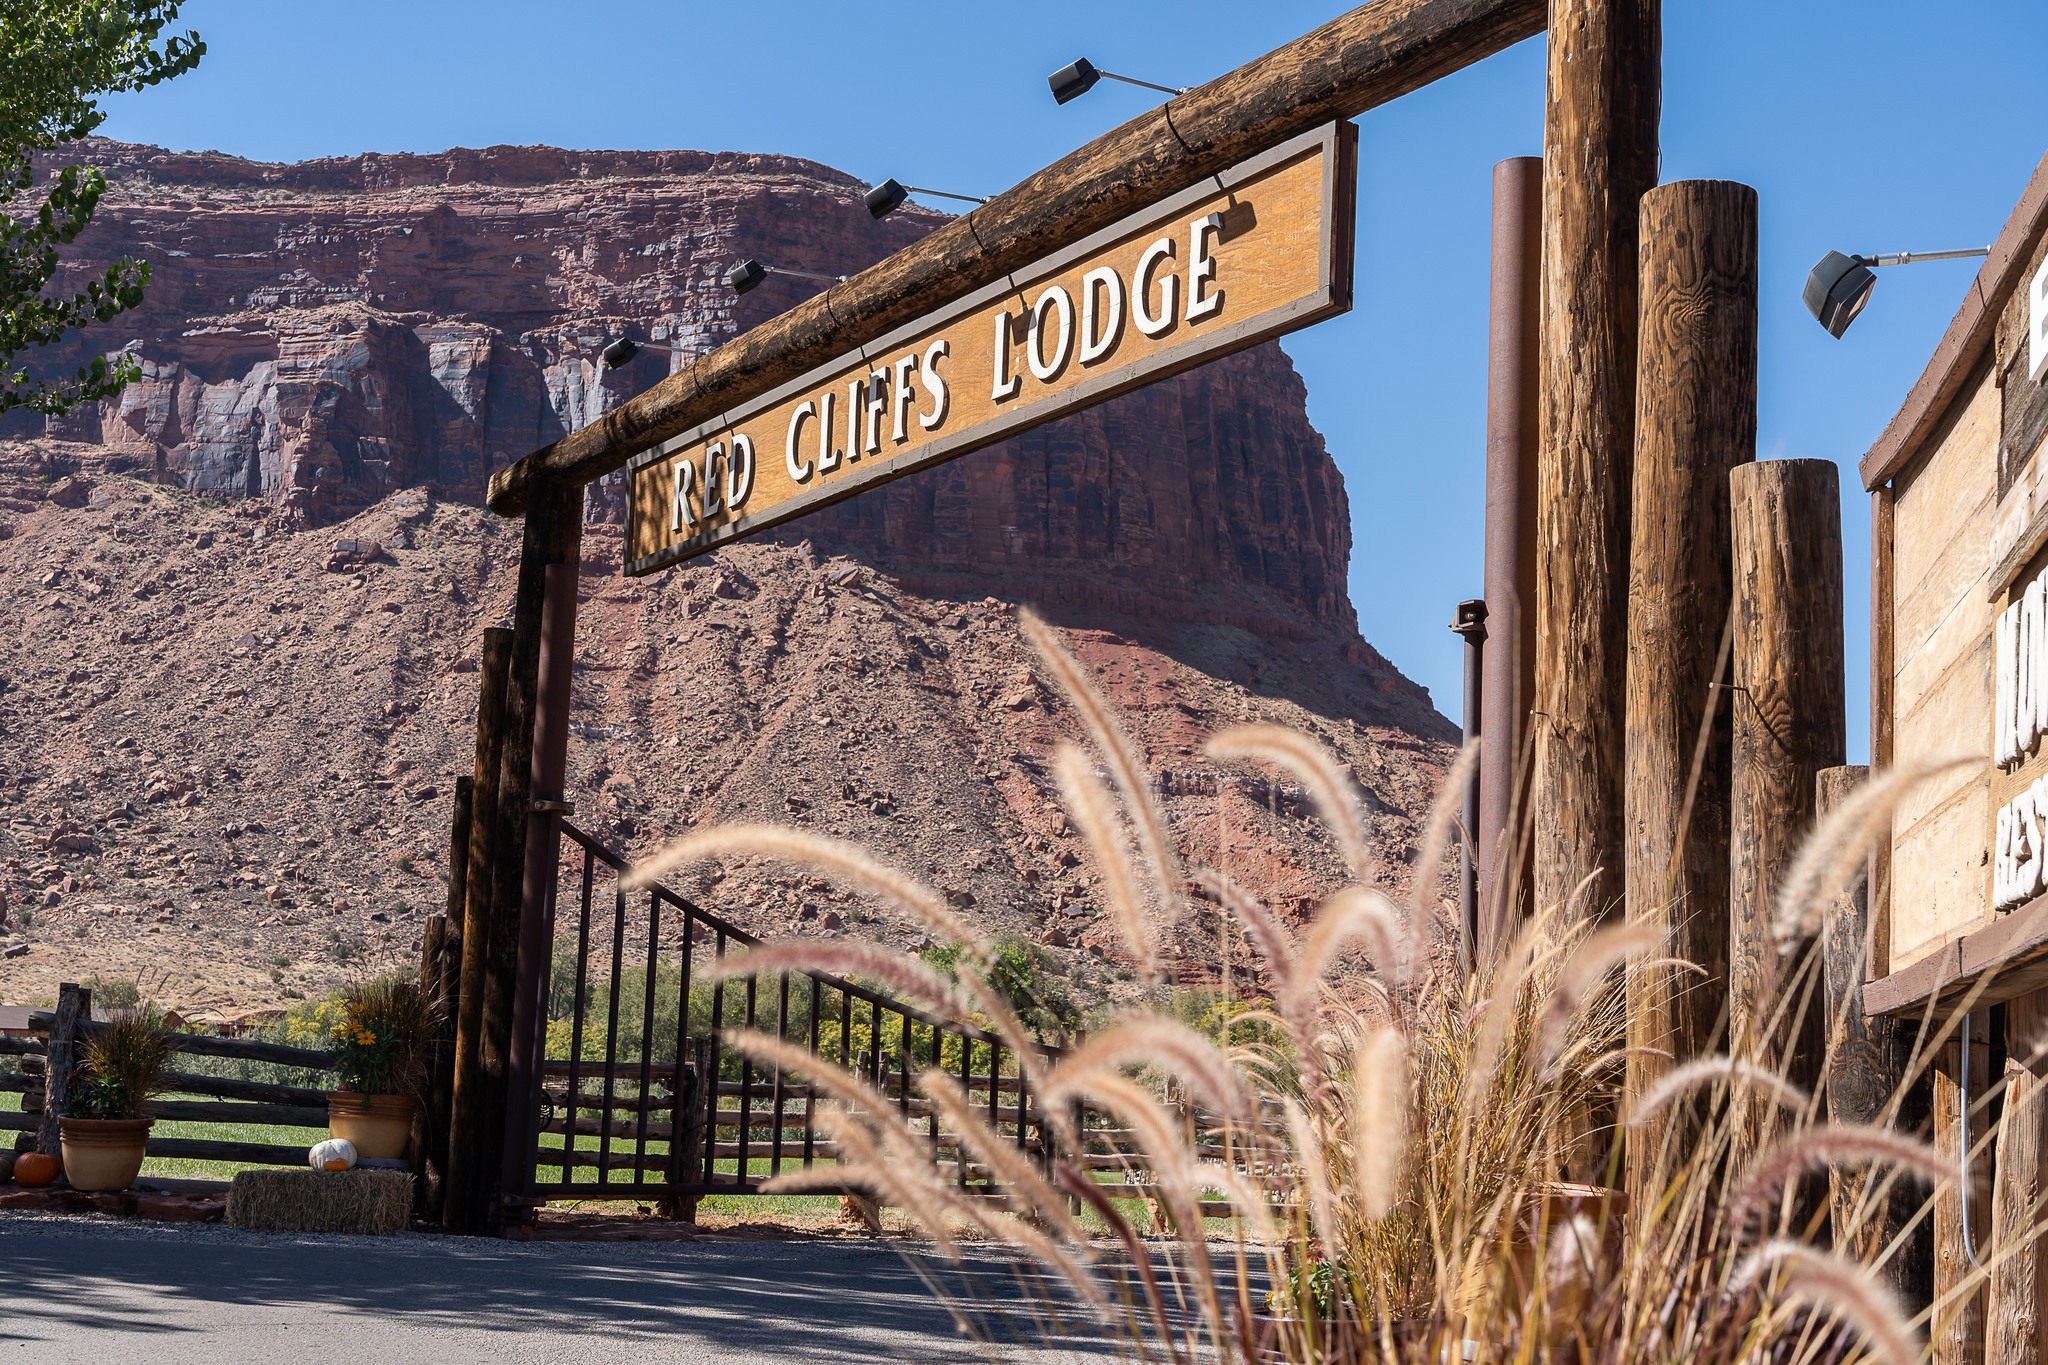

left=419, top=775, right=471, bottom=1223
left=1934, top=1039, right=1990, bottom=1365
left=444, top=628, right=513, bottom=1233
left=1818, top=765, right=1932, bottom=1313
left=1532, top=0, right=1661, bottom=924
left=475, top=475, right=584, bottom=1230
left=1622, top=180, right=1756, bottom=1202
left=1991, top=990, right=2048, bottom=1361
left=1728, top=459, right=1845, bottom=1156
left=34, top=982, right=86, bottom=1156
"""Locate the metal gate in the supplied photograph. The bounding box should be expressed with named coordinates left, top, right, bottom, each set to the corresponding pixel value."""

left=506, top=821, right=1054, bottom=1211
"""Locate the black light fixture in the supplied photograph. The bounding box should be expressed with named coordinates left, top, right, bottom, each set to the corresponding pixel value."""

left=726, top=259, right=848, bottom=296
left=601, top=336, right=684, bottom=369
left=863, top=178, right=990, bottom=220
left=1048, top=56, right=1186, bottom=105
left=1803, top=245, right=1991, bottom=338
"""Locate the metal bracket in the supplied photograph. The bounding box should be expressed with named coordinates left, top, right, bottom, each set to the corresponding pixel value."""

left=531, top=799, right=575, bottom=815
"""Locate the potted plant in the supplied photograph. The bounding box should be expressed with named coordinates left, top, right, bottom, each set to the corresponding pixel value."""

left=60, top=1005, right=175, bottom=1192
left=326, top=975, right=438, bottom=1160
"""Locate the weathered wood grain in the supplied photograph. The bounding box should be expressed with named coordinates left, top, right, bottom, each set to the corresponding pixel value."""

left=1622, top=182, right=1755, bottom=1201
left=445, top=625, right=512, bottom=1233
left=476, top=478, right=585, bottom=1229
left=1933, top=1039, right=1989, bottom=1365
left=485, top=0, right=1548, bottom=515
left=1531, top=0, right=1660, bottom=923
left=1870, top=485, right=1895, bottom=980
left=34, top=982, right=84, bottom=1156
left=1991, top=991, right=2048, bottom=1362
left=1728, top=459, right=1845, bottom=1156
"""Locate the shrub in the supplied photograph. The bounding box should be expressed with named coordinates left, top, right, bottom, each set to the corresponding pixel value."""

left=69, top=1005, right=174, bottom=1120
left=328, top=975, right=440, bottom=1098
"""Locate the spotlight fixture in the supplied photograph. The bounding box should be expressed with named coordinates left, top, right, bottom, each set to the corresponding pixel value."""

left=601, top=336, right=684, bottom=369
left=863, top=178, right=990, bottom=220
left=1803, top=244, right=1991, bottom=338
left=726, top=259, right=849, bottom=296
left=1047, top=57, right=1186, bottom=106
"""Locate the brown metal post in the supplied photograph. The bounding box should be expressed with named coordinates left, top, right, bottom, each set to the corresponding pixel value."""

left=1532, top=0, right=1660, bottom=924
left=1728, top=458, right=1845, bottom=1160
left=1480, top=154, right=1541, bottom=965
left=445, top=629, right=513, bottom=1232
left=1450, top=599, right=1488, bottom=972
left=1622, top=179, right=1755, bottom=1204
left=500, top=559, right=580, bottom=1213
left=476, top=475, right=584, bottom=1231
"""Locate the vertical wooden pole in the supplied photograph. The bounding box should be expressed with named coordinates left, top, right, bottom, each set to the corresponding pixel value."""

left=1533, top=0, right=1661, bottom=923
left=1869, top=485, right=1896, bottom=981
left=1479, top=155, right=1541, bottom=965
left=1991, top=990, right=2048, bottom=1362
left=475, top=475, right=583, bottom=1230
left=35, top=982, right=86, bottom=1156
left=1728, top=459, right=1845, bottom=1153
left=1622, top=180, right=1755, bottom=1204
left=445, top=628, right=513, bottom=1232
left=1818, top=765, right=1931, bottom=1312
left=501, top=559, right=581, bottom=1214
left=417, top=773, right=470, bottom=1224
left=1934, top=1040, right=1989, bottom=1365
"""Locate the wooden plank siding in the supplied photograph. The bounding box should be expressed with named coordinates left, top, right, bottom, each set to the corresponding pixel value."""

left=1889, top=367, right=2001, bottom=971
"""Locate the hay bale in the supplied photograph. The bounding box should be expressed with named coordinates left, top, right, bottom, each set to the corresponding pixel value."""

left=225, top=1168, right=414, bottom=1235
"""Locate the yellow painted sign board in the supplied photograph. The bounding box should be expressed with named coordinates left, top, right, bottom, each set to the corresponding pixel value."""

left=625, top=121, right=1356, bottom=575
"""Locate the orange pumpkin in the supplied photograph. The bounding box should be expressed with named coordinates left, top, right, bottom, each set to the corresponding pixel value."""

left=13, top=1151, right=60, bottom=1188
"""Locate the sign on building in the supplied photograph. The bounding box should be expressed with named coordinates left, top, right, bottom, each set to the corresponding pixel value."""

left=624, top=122, right=1356, bottom=576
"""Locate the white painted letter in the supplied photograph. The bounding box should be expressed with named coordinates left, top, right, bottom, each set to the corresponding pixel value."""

left=1133, top=237, right=1178, bottom=338
left=921, top=339, right=950, bottom=429
left=862, top=371, right=888, bottom=454
left=728, top=434, right=755, bottom=508
left=786, top=403, right=816, bottom=483
left=891, top=354, right=918, bottom=442
left=1079, top=266, right=1126, bottom=365
left=819, top=389, right=842, bottom=473
left=2000, top=601, right=2018, bottom=765
left=670, top=458, right=697, bottom=532
left=701, top=442, right=725, bottom=519
left=1186, top=212, right=1223, bottom=322
left=992, top=311, right=1021, bottom=401
left=1028, top=286, right=1074, bottom=382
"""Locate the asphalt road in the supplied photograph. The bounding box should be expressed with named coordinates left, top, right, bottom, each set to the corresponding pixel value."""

left=0, top=1215, right=1119, bottom=1363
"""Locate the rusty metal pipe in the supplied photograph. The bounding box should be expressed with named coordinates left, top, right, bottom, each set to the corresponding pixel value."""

left=1478, top=155, right=1541, bottom=967
left=1450, top=599, right=1488, bottom=974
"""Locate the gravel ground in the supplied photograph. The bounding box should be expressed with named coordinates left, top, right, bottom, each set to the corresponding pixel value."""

left=0, top=1212, right=1120, bottom=1363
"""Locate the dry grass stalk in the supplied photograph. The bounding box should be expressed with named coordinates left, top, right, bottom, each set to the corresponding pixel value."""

left=1053, top=742, right=1162, bottom=983
left=1407, top=738, right=1478, bottom=933
left=638, top=670, right=2032, bottom=1364
left=706, top=940, right=973, bottom=1020
left=1022, top=609, right=1182, bottom=917
left=1205, top=723, right=1371, bottom=881
left=624, top=823, right=972, bottom=947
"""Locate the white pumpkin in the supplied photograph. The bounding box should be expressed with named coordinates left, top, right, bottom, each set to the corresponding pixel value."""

left=309, top=1138, right=358, bottom=1172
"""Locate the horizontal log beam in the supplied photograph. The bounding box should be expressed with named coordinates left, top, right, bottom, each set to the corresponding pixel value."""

left=145, top=1136, right=317, bottom=1166
left=149, top=1099, right=329, bottom=1128
left=485, top=0, right=1545, bottom=515
left=160, top=1071, right=331, bottom=1108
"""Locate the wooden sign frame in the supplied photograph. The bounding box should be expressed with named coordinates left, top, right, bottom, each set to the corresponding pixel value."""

left=624, top=120, right=1356, bottom=576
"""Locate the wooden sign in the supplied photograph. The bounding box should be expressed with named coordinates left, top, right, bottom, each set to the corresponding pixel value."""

left=624, top=121, right=1355, bottom=576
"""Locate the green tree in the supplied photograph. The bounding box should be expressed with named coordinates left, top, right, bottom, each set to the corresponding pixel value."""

left=0, top=1, right=202, bottom=415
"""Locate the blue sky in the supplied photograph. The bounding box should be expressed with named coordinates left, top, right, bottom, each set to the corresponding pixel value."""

left=97, top=1, right=2048, bottom=759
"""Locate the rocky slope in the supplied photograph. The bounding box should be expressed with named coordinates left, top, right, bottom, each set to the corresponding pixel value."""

left=0, top=141, right=1457, bottom=1017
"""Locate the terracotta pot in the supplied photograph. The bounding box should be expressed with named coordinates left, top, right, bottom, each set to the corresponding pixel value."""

left=327, top=1092, right=417, bottom=1160
left=58, top=1117, right=155, bottom=1192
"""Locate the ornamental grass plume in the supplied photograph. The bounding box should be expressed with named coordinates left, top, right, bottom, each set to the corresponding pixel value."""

left=626, top=614, right=2021, bottom=1364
